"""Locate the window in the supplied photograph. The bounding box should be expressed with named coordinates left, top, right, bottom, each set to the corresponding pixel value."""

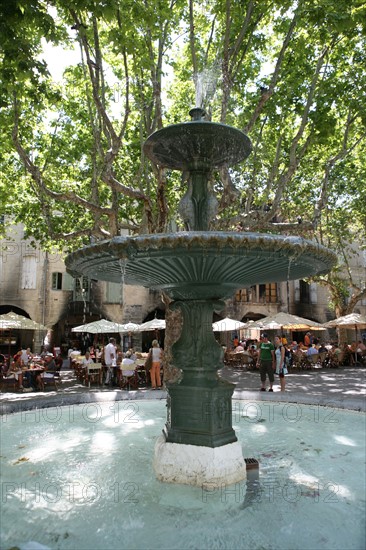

left=235, top=288, right=250, bottom=302
left=310, top=283, right=318, bottom=304
left=235, top=284, right=277, bottom=303
left=265, top=283, right=277, bottom=303
left=52, top=272, right=63, bottom=290
left=106, top=282, right=123, bottom=303
left=21, top=254, right=37, bottom=289
left=62, top=272, right=75, bottom=291
left=74, top=276, right=90, bottom=301
left=299, top=280, right=310, bottom=303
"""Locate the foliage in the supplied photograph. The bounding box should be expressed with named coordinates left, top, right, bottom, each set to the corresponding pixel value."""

left=0, top=0, right=365, bottom=310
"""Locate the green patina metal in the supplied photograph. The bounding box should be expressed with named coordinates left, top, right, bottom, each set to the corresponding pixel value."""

left=66, top=108, right=337, bottom=448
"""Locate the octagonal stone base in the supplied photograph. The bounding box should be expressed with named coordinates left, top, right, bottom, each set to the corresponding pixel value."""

left=153, top=435, right=246, bottom=489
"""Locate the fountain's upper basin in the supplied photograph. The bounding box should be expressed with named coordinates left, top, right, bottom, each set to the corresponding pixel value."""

left=65, top=231, right=336, bottom=301
left=143, top=121, right=252, bottom=171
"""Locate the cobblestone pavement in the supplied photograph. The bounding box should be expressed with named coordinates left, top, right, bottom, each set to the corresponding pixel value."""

left=1, top=364, right=365, bottom=414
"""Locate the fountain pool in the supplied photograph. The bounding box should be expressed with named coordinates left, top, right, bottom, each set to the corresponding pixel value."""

left=1, top=400, right=365, bottom=550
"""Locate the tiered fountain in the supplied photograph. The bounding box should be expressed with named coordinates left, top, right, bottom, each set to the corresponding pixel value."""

left=66, top=108, right=336, bottom=487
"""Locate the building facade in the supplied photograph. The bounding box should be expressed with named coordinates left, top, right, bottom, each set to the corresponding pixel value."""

left=1, top=220, right=365, bottom=354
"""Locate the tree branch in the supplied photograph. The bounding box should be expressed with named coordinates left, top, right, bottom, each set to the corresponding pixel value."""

left=244, top=10, right=298, bottom=133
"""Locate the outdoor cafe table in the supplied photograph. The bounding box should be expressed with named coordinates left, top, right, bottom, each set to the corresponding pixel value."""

left=23, top=363, right=45, bottom=389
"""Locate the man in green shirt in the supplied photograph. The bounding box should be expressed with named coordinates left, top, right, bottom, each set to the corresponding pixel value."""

left=259, top=333, right=275, bottom=392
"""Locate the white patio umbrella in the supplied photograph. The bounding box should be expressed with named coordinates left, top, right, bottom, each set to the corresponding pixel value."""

left=212, top=317, right=247, bottom=332
left=247, top=312, right=325, bottom=331
left=324, top=313, right=366, bottom=330
left=138, top=318, right=166, bottom=331
left=0, top=311, right=49, bottom=331
left=118, top=322, right=141, bottom=333
left=0, top=312, right=49, bottom=365
left=71, top=319, right=126, bottom=334
left=324, top=313, right=366, bottom=363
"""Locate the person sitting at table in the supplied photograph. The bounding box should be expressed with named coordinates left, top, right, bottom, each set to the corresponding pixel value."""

left=120, top=351, right=136, bottom=375
left=69, top=347, right=81, bottom=368
left=306, top=345, right=318, bottom=356
left=5, top=353, right=24, bottom=390
left=318, top=342, right=327, bottom=354
left=127, top=348, right=137, bottom=361
left=342, top=343, right=355, bottom=365
left=55, top=354, right=63, bottom=370
left=290, top=341, right=298, bottom=351
left=39, top=353, right=58, bottom=390
left=40, top=346, right=49, bottom=359
left=20, top=347, right=33, bottom=366
left=81, top=351, right=94, bottom=368
left=248, top=345, right=259, bottom=364
left=234, top=342, right=244, bottom=352
left=356, top=340, right=366, bottom=363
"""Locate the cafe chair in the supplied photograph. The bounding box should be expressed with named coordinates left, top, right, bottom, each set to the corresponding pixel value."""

left=86, top=363, right=103, bottom=387
left=41, top=367, right=61, bottom=391
left=0, top=373, right=19, bottom=391
left=119, top=362, right=139, bottom=391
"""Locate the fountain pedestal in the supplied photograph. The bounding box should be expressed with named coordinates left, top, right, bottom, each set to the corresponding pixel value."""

left=153, top=298, right=247, bottom=487
left=154, top=436, right=246, bottom=488
left=164, top=379, right=236, bottom=447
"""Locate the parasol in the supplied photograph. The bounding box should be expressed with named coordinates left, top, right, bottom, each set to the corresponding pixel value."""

left=71, top=319, right=127, bottom=334
left=324, top=313, right=366, bottom=330
left=0, top=312, right=49, bottom=331
left=0, top=312, right=49, bottom=366
left=247, top=312, right=325, bottom=331
left=118, top=322, right=141, bottom=333
left=212, top=317, right=247, bottom=332
left=324, top=313, right=366, bottom=363
left=138, top=318, right=166, bottom=331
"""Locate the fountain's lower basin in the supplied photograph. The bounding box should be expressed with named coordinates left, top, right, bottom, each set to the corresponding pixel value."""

left=66, top=231, right=336, bottom=300
left=1, top=400, right=364, bottom=550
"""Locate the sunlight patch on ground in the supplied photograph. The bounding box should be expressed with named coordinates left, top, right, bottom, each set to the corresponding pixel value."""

left=333, top=435, right=358, bottom=447
left=288, top=471, right=319, bottom=488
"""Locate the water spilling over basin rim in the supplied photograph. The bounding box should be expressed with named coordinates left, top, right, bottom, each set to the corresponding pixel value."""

left=65, top=231, right=337, bottom=301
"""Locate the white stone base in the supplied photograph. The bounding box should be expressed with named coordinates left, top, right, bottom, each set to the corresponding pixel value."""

left=153, top=435, right=246, bottom=488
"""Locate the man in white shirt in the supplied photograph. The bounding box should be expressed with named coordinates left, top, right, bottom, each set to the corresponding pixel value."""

left=104, top=338, right=117, bottom=385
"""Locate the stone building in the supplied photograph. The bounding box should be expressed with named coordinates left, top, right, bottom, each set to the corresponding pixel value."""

left=0, top=221, right=163, bottom=355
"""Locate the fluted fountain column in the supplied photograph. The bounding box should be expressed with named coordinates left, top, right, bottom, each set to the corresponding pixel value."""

left=164, top=299, right=237, bottom=447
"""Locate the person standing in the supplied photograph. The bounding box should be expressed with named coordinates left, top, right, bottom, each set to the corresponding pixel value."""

left=259, top=333, right=275, bottom=392
left=274, top=335, right=287, bottom=392
left=150, top=339, right=163, bottom=390
left=104, top=337, right=117, bottom=385
left=304, top=332, right=311, bottom=347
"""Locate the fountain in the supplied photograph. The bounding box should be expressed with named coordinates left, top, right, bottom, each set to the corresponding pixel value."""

left=65, top=108, right=336, bottom=487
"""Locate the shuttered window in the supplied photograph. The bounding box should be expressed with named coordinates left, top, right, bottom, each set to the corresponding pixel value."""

left=21, top=254, right=37, bottom=289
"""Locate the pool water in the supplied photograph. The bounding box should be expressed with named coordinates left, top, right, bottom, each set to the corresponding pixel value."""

left=0, top=400, right=365, bottom=550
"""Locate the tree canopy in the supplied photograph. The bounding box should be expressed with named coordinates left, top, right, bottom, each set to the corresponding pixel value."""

left=1, top=0, right=365, bottom=312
